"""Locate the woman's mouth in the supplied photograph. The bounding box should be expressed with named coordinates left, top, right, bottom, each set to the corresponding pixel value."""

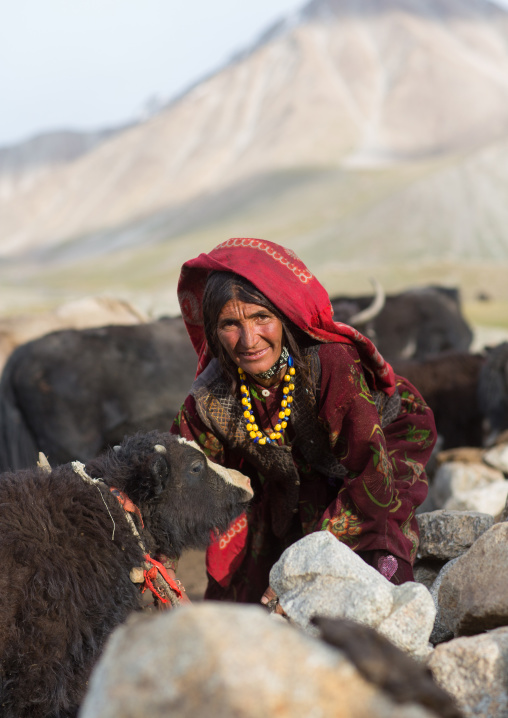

left=238, top=347, right=269, bottom=361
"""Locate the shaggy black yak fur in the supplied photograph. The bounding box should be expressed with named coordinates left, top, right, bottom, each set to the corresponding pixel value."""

left=0, top=430, right=253, bottom=718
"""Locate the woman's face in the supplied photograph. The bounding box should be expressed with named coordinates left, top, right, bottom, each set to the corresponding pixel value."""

left=217, top=299, right=283, bottom=377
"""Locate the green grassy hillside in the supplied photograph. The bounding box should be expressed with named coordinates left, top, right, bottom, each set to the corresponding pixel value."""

left=3, top=146, right=508, bottom=324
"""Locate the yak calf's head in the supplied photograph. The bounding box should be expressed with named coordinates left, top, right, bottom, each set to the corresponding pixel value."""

left=85, top=431, right=253, bottom=556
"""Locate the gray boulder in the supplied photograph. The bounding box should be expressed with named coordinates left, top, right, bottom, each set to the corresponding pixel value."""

left=429, top=558, right=460, bottom=645
left=445, top=483, right=508, bottom=516
left=428, top=627, right=508, bottom=717
left=431, top=461, right=508, bottom=516
left=416, top=510, right=494, bottom=561
left=413, top=559, right=447, bottom=590
left=438, top=522, right=508, bottom=636
left=79, top=603, right=443, bottom=718
left=269, top=531, right=435, bottom=660
left=483, top=442, right=508, bottom=474
left=500, top=492, right=508, bottom=522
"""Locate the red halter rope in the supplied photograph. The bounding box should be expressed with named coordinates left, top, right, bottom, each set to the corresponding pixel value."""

left=110, top=487, right=183, bottom=603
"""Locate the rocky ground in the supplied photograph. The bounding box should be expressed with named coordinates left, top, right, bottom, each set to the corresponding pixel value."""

left=100, top=441, right=506, bottom=718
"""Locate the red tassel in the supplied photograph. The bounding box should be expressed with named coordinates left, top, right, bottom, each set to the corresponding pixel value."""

left=110, top=487, right=144, bottom=527
left=142, top=554, right=182, bottom=601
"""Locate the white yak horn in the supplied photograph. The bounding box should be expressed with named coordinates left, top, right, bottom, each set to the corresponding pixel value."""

left=349, top=277, right=385, bottom=326
left=154, top=444, right=167, bottom=454
left=37, top=452, right=52, bottom=474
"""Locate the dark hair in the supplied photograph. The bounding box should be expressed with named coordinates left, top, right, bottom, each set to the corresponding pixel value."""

left=202, top=271, right=312, bottom=389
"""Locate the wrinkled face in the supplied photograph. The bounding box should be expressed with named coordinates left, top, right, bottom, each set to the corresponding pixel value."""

left=217, top=299, right=284, bottom=377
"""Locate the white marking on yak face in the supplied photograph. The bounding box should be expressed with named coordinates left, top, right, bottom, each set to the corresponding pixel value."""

left=177, top=437, right=253, bottom=497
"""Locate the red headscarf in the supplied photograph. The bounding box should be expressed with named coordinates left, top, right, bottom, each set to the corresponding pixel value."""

left=177, top=238, right=395, bottom=395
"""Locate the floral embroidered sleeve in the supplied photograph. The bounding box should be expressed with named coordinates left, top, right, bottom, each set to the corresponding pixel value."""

left=170, top=395, right=225, bottom=465
left=316, top=343, right=436, bottom=563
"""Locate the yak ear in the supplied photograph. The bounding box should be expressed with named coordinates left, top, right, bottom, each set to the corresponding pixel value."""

left=148, top=455, right=170, bottom=497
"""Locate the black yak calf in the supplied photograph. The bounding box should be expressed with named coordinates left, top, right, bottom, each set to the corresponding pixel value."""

left=0, top=430, right=253, bottom=718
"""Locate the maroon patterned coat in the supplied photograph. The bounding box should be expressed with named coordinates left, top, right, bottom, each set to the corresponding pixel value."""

left=172, top=342, right=436, bottom=603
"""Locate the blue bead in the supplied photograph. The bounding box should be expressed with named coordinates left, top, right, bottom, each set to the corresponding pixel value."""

left=253, top=437, right=259, bottom=443
left=287, top=355, right=294, bottom=367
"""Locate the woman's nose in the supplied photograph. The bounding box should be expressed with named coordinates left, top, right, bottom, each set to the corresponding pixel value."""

left=240, top=322, right=256, bottom=347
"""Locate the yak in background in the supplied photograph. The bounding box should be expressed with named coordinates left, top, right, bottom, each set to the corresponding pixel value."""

left=331, top=283, right=473, bottom=362
left=0, top=317, right=197, bottom=472
left=478, top=341, right=508, bottom=445
left=392, top=352, right=485, bottom=450
left=333, top=283, right=489, bottom=450
left=0, top=285, right=490, bottom=472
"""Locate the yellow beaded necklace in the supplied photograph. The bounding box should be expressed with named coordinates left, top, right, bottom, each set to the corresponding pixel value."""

left=238, top=355, right=296, bottom=445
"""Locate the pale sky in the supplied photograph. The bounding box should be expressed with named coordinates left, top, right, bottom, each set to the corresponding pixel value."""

left=0, top=0, right=304, bottom=146
left=1, top=0, right=507, bottom=148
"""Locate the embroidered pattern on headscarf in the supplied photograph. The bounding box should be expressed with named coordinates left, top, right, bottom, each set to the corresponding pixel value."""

left=214, top=238, right=314, bottom=284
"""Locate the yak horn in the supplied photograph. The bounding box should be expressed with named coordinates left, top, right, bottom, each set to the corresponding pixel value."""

left=349, top=278, right=385, bottom=326
left=113, top=445, right=121, bottom=452
left=154, top=444, right=167, bottom=454
left=37, top=452, right=52, bottom=474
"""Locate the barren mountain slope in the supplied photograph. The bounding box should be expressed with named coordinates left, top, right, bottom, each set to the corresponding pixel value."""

left=3, top=0, right=508, bottom=260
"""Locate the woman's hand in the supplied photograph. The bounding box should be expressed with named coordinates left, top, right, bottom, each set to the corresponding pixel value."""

left=261, top=586, right=286, bottom=615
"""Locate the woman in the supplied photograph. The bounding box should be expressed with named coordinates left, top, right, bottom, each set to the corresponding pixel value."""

left=171, top=238, right=436, bottom=604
